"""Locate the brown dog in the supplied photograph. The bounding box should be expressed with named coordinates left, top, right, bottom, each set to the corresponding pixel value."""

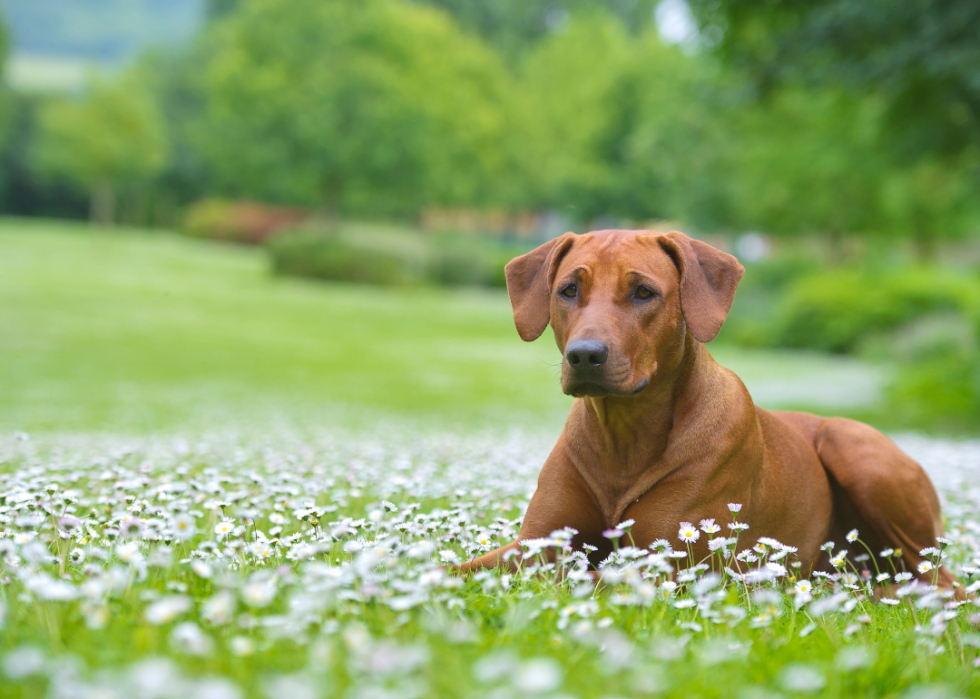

left=460, top=229, right=954, bottom=588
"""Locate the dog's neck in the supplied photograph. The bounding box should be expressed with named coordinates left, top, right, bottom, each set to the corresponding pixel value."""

left=581, top=333, right=705, bottom=456
left=568, top=334, right=745, bottom=522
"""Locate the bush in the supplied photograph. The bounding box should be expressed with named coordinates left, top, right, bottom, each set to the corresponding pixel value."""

left=428, top=242, right=495, bottom=287
left=183, top=199, right=307, bottom=244
left=269, top=224, right=533, bottom=289
left=268, top=231, right=425, bottom=286
left=887, top=344, right=980, bottom=429
left=770, top=268, right=980, bottom=353
left=427, top=238, right=531, bottom=288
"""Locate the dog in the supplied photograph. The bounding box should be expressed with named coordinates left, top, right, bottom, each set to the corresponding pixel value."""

left=459, top=229, right=955, bottom=590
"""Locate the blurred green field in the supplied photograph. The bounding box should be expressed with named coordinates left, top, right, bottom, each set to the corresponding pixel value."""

left=0, top=218, right=572, bottom=433
left=0, top=218, right=887, bottom=435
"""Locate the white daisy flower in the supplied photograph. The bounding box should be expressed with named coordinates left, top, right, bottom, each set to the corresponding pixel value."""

left=678, top=522, right=700, bottom=543
left=699, top=519, right=720, bottom=534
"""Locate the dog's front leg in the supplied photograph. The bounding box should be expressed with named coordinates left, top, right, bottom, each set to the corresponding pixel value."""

left=455, top=448, right=605, bottom=574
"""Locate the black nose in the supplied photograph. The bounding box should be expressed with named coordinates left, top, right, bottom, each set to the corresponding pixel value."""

left=566, top=339, right=608, bottom=368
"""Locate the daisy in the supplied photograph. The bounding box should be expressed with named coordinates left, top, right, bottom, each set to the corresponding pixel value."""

left=917, top=560, right=934, bottom=574
left=678, top=522, right=700, bottom=544
left=727, top=503, right=742, bottom=513
left=172, top=514, right=196, bottom=541
left=699, top=519, right=720, bottom=534
left=846, top=529, right=859, bottom=543
left=793, top=579, right=812, bottom=595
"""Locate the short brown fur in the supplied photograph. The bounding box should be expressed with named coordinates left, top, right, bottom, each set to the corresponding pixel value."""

left=460, top=230, right=956, bottom=591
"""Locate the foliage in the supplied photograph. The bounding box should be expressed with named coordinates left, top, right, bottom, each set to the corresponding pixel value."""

left=268, top=224, right=525, bottom=288
left=183, top=198, right=307, bottom=244
left=0, top=93, right=88, bottom=218
left=511, top=12, right=732, bottom=226
left=6, top=0, right=979, bottom=251
left=889, top=344, right=980, bottom=430
left=269, top=230, right=426, bottom=287
left=195, top=0, right=516, bottom=215
left=33, top=75, right=168, bottom=223
left=418, top=0, right=659, bottom=59
left=687, top=0, right=980, bottom=161
left=736, top=267, right=980, bottom=352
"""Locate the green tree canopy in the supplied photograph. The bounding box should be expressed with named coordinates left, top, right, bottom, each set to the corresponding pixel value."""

left=418, top=0, right=659, bottom=60
left=195, top=0, right=517, bottom=216
left=514, top=12, right=728, bottom=225
left=687, top=0, right=980, bottom=161
left=34, top=76, right=169, bottom=224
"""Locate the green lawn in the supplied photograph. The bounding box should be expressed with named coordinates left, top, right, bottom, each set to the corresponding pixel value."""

left=0, top=218, right=574, bottom=434
left=0, top=218, right=885, bottom=435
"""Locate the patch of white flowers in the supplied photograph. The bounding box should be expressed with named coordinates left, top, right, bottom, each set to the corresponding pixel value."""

left=0, top=429, right=979, bottom=697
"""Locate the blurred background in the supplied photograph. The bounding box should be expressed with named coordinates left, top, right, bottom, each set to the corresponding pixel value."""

left=1, top=0, right=979, bottom=435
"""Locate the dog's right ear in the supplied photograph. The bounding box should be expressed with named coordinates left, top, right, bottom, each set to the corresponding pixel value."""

left=505, top=232, right=577, bottom=341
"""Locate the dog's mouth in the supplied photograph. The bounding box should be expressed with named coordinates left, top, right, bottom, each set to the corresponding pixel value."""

left=565, top=377, right=650, bottom=399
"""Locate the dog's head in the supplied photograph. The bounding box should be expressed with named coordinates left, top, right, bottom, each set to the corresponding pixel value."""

left=505, top=230, right=744, bottom=398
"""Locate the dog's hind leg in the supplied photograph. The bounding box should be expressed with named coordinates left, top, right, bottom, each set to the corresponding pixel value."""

left=814, top=417, right=959, bottom=593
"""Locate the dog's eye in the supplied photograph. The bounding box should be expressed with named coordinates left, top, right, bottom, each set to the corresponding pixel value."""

left=635, top=285, right=656, bottom=300
left=560, top=284, right=578, bottom=299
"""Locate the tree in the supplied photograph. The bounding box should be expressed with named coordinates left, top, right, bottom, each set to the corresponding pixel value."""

left=195, top=0, right=517, bottom=216
left=687, top=0, right=980, bottom=161
left=417, top=0, right=659, bottom=60
left=723, top=91, right=890, bottom=249
left=514, top=12, right=730, bottom=225
left=686, top=0, right=980, bottom=255
left=33, top=76, right=169, bottom=224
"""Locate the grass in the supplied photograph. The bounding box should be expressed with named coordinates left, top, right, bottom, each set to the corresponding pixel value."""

left=0, top=218, right=887, bottom=435
left=1, top=218, right=977, bottom=698
left=0, top=218, right=573, bottom=434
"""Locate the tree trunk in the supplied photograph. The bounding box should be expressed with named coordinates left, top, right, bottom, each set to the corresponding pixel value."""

left=90, top=181, right=116, bottom=226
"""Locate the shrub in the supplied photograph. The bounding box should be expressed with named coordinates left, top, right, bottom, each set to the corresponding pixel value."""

left=268, top=224, right=533, bottom=289
left=268, top=231, right=424, bottom=286
left=427, top=238, right=531, bottom=288
left=887, top=344, right=980, bottom=429
left=183, top=199, right=307, bottom=244
left=770, top=268, right=980, bottom=353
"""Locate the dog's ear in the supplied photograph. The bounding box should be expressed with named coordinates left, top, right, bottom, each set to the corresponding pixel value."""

left=505, top=232, right=577, bottom=341
left=657, top=231, right=744, bottom=343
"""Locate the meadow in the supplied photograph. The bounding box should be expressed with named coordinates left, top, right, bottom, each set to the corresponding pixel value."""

left=1, top=220, right=979, bottom=699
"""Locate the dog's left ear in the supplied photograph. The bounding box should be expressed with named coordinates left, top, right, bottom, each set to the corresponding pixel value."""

left=505, top=232, right=577, bottom=341
left=657, top=231, right=744, bottom=343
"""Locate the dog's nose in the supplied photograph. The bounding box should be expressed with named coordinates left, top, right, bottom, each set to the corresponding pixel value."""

left=566, top=339, right=608, bottom=369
